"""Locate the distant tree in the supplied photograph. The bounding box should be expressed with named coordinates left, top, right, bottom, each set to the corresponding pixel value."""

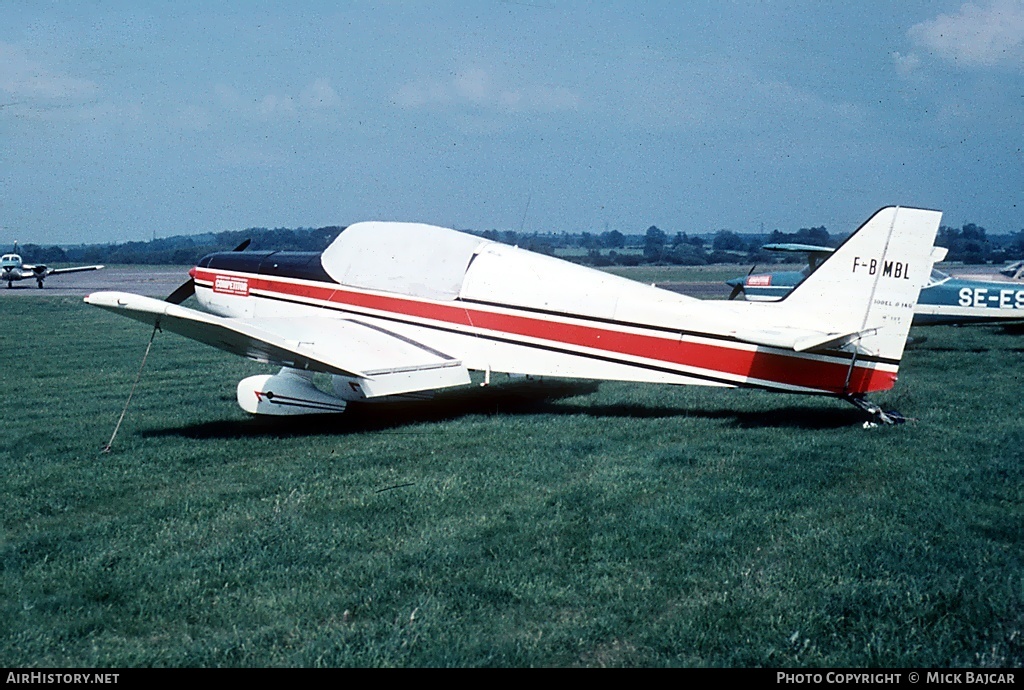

left=19, top=244, right=68, bottom=263
left=962, top=223, right=986, bottom=242
left=587, top=248, right=612, bottom=266
left=522, top=233, right=554, bottom=255
left=938, top=223, right=992, bottom=262
left=1010, top=230, right=1024, bottom=257
left=668, top=243, right=707, bottom=265
left=712, top=230, right=745, bottom=252
left=794, top=226, right=830, bottom=246
left=601, top=230, right=625, bottom=249
left=644, top=226, right=667, bottom=262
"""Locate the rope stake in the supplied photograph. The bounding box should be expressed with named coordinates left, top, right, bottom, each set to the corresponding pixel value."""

left=101, top=323, right=158, bottom=453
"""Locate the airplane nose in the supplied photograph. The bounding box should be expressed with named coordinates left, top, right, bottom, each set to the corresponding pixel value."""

left=189, top=267, right=197, bottom=279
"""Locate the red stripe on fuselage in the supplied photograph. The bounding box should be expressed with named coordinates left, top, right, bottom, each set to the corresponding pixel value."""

left=193, top=268, right=896, bottom=395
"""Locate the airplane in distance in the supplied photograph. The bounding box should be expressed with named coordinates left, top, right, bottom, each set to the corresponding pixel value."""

left=1000, top=260, right=1024, bottom=280
left=726, top=244, right=1024, bottom=325
left=85, top=206, right=942, bottom=425
left=1, top=244, right=103, bottom=289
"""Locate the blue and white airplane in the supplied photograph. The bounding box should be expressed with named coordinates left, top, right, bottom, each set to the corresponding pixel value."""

left=727, top=244, right=1024, bottom=326
left=1, top=244, right=103, bottom=289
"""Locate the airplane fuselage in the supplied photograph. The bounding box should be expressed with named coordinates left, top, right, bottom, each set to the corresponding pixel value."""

left=190, top=246, right=898, bottom=398
left=85, top=210, right=944, bottom=421
left=1, top=254, right=41, bottom=287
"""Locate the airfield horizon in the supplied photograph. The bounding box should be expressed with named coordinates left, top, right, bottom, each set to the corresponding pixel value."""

left=3, top=262, right=1003, bottom=302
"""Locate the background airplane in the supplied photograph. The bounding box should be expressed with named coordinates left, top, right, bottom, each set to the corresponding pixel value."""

left=85, top=206, right=941, bottom=425
left=727, top=244, right=1024, bottom=326
left=1000, top=260, right=1024, bottom=280
left=1, top=244, right=103, bottom=288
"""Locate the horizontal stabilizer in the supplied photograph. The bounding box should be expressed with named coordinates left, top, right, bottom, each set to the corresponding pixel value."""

left=792, top=329, right=878, bottom=353
left=762, top=243, right=834, bottom=254
left=729, top=326, right=875, bottom=354
left=84, top=291, right=470, bottom=397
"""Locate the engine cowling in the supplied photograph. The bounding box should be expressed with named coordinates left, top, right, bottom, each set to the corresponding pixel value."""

left=237, top=368, right=348, bottom=415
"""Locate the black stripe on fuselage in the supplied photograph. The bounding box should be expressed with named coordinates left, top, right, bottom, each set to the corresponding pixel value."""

left=199, top=251, right=335, bottom=284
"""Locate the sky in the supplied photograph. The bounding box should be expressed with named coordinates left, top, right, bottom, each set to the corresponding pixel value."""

left=1, top=1, right=1023, bottom=245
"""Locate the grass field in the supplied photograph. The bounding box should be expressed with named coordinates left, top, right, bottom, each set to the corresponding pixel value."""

left=1, top=297, right=1022, bottom=667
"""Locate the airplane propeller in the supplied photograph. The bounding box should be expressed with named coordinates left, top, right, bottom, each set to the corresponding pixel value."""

left=727, top=264, right=757, bottom=300
left=165, top=238, right=250, bottom=304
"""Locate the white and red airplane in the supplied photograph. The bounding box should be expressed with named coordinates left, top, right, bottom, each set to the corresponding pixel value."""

left=85, top=206, right=942, bottom=424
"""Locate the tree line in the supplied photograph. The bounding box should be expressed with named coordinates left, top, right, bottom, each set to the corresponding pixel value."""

left=11, top=222, right=1023, bottom=267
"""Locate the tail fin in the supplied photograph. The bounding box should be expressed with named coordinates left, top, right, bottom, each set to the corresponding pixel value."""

left=777, top=206, right=942, bottom=363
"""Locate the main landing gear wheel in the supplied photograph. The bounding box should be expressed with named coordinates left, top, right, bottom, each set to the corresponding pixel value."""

left=844, top=395, right=908, bottom=427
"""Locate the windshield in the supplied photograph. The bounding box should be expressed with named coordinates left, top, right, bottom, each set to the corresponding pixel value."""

left=927, top=268, right=950, bottom=287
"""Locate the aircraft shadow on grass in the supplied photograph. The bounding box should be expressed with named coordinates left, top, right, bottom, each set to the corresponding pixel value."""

left=142, top=379, right=868, bottom=440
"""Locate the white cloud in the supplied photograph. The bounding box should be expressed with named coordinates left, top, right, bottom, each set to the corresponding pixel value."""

left=892, top=51, right=922, bottom=76
left=0, top=42, right=98, bottom=101
left=258, top=93, right=298, bottom=119
left=300, top=78, right=342, bottom=110
left=393, top=67, right=579, bottom=113
left=215, top=78, right=343, bottom=121
left=908, top=0, right=1024, bottom=67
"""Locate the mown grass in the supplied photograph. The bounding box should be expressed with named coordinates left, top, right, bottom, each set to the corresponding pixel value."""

left=1, top=298, right=1022, bottom=667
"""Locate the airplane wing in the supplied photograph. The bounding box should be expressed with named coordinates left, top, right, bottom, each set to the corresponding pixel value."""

left=47, top=264, right=104, bottom=275
left=83, top=291, right=470, bottom=398
left=761, top=243, right=835, bottom=254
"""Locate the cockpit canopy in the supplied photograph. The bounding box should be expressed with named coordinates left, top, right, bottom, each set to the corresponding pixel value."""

left=1, top=254, right=23, bottom=269
left=926, top=268, right=951, bottom=288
